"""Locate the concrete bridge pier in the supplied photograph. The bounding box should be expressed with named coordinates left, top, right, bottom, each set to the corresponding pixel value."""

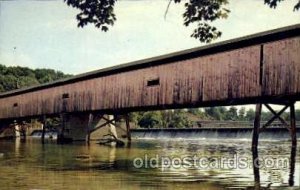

left=252, top=102, right=298, bottom=185
left=40, top=116, right=47, bottom=144
left=57, top=113, right=128, bottom=143
left=86, top=114, right=130, bottom=145
left=57, top=113, right=86, bottom=143
left=14, top=122, right=21, bottom=138
left=13, top=121, right=27, bottom=140
left=0, top=120, right=33, bottom=140
left=0, top=122, right=16, bottom=139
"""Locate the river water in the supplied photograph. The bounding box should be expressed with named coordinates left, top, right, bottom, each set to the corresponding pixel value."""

left=0, top=138, right=299, bottom=190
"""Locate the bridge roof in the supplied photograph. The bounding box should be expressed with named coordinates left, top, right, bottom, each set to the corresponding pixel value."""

left=1, top=24, right=300, bottom=98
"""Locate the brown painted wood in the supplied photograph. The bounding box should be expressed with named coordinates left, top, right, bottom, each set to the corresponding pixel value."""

left=125, top=114, right=131, bottom=142
left=260, top=105, right=289, bottom=132
left=290, top=102, right=297, bottom=148
left=264, top=104, right=289, bottom=126
left=252, top=104, right=262, bottom=184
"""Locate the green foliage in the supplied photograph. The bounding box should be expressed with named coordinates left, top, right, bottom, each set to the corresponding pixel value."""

left=34, top=69, right=71, bottom=84
left=204, top=107, right=224, bottom=120
left=129, top=112, right=145, bottom=126
left=134, top=110, right=193, bottom=128
left=264, top=0, right=300, bottom=10
left=178, top=0, right=230, bottom=43
left=138, top=111, right=162, bottom=128
left=0, top=64, right=71, bottom=93
left=46, top=117, right=61, bottom=129
left=296, top=109, right=300, bottom=120
left=225, top=106, right=238, bottom=120
left=187, top=108, right=207, bottom=119
left=245, top=108, right=255, bottom=121
left=64, top=0, right=116, bottom=31
left=168, top=110, right=193, bottom=128
left=64, top=0, right=299, bottom=43
left=132, top=106, right=300, bottom=129
left=238, top=107, right=246, bottom=120
left=0, top=75, right=18, bottom=92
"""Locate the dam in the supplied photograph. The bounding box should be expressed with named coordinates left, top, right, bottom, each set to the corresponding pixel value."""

left=131, top=127, right=300, bottom=140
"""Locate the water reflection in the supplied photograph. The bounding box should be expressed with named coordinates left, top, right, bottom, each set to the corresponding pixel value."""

left=251, top=140, right=297, bottom=189
left=289, top=146, right=297, bottom=186
left=0, top=139, right=299, bottom=189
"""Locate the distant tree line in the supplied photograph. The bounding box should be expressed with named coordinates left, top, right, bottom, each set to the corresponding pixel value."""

left=0, top=64, right=72, bottom=129
left=130, top=106, right=300, bottom=129
left=129, top=110, right=194, bottom=129
left=0, top=64, right=72, bottom=92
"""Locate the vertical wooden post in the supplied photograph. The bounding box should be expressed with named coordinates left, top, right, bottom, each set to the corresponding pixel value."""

left=86, top=113, right=93, bottom=144
left=290, top=102, right=297, bottom=148
left=289, top=145, right=296, bottom=186
left=289, top=102, right=297, bottom=186
left=252, top=104, right=262, bottom=184
left=125, top=114, right=131, bottom=142
left=58, top=113, right=66, bottom=144
left=41, top=116, right=46, bottom=144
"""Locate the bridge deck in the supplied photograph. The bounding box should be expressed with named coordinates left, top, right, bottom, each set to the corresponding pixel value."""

left=0, top=24, right=300, bottom=120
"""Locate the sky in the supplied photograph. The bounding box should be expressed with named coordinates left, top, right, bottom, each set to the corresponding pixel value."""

left=0, top=0, right=299, bottom=110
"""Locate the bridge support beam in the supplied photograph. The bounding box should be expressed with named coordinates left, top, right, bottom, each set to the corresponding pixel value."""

left=125, top=114, right=131, bottom=142
left=57, top=113, right=68, bottom=144
left=12, top=121, right=26, bottom=140
left=251, top=102, right=298, bottom=186
left=41, top=116, right=46, bottom=144
left=290, top=103, right=297, bottom=148
left=57, top=113, right=128, bottom=143
left=86, top=113, right=94, bottom=144
left=289, top=102, right=297, bottom=187
left=14, top=122, right=21, bottom=138
left=252, top=104, right=261, bottom=184
left=0, top=122, right=17, bottom=139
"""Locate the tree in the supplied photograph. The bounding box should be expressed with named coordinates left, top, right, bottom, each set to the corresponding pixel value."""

left=218, top=107, right=227, bottom=120
left=138, top=111, right=162, bottom=128
left=168, top=110, right=193, bottom=128
left=225, top=106, right=238, bottom=120
left=245, top=108, right=255, bottom=121
left=204, top=107, right=222, bottom=120
left=161, top=110, right=173, bottom=128
left=296, top=109, right=300, bottom=120
left=0, top=75, right=18, bottom=92
left=187, top=108, right=207, bottom=119
left=238, top=107, right=246, bottom=120
left=17, top=76, right=39, bottom=89
left=0, top=64, right=71, bottom=92
left=129, top=112, right=144, bottom=127
left=64, top=0, right=300, bottom=43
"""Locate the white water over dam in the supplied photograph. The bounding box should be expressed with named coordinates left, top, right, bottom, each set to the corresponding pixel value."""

left=131, top=128, right=300, bottom=140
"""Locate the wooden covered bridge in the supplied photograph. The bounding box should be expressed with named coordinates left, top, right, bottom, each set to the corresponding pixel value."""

left=0, top=24, right=299, bottom=146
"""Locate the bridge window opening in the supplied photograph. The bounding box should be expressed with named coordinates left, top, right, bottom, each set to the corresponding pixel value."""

left=13, top=103, right=18, bottom=107
left=62, top=93, right=69, bottom=99
left=147, top=78, right=160, bottom=87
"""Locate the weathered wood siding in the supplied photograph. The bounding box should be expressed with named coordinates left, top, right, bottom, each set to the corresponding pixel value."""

left=0, top=35, right=299, bottom=120
left=263, top=37, right=300, bottom=96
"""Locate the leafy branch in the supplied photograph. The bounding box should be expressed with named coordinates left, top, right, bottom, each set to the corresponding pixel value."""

left=64, top=0, right=299, bottom=43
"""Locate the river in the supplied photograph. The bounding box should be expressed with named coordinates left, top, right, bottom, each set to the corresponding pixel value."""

left=0, top=138, right=299, bottom=189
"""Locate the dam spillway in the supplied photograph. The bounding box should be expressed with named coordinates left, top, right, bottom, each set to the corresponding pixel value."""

left=131, top=127, right=300, bottom=140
